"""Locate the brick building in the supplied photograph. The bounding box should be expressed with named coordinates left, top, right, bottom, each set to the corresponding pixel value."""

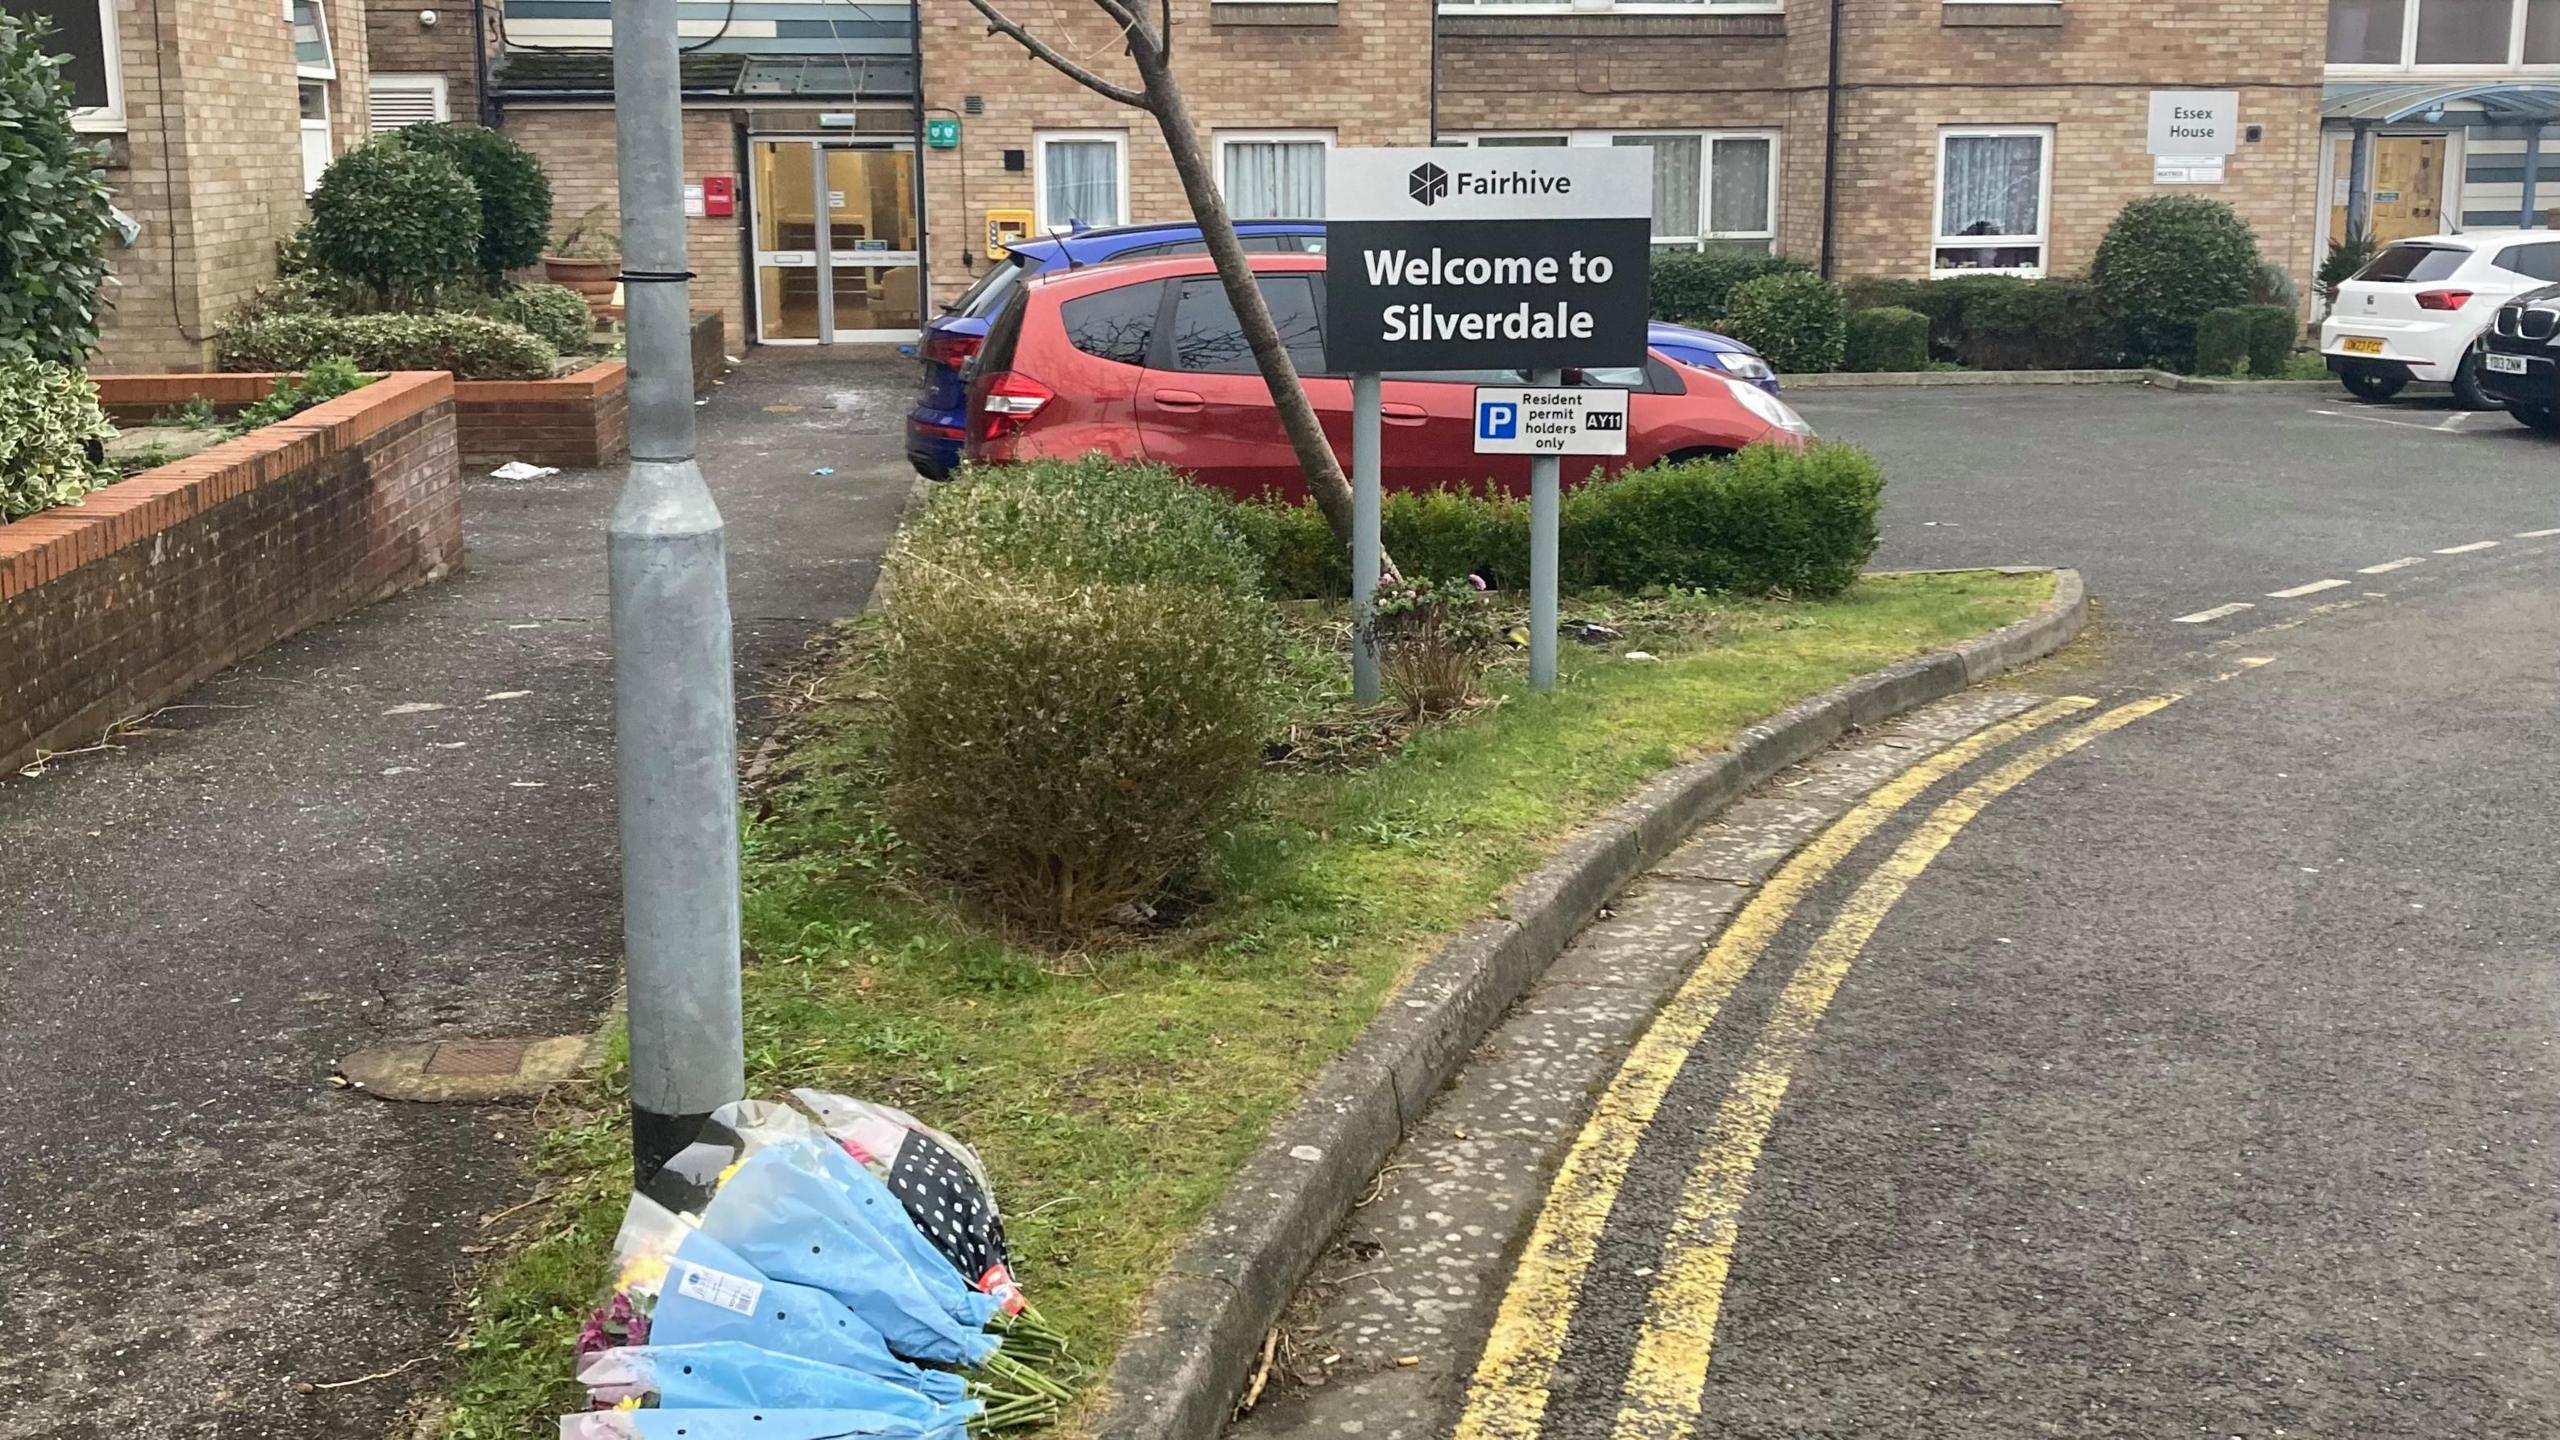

left=12, top=0, right=375, bottom=370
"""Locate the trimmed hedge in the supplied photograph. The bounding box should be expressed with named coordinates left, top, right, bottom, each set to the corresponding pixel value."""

left=308, top=140, right=483, bottom=306
left=1650, top=247, right=1809, bottom=325
left=2243, top=304, right=2300, bottom=376
left=214, top=312, right=560, bottom=381
left=487, top=283, right=595, bottom=354
left=1719, top=271, right=1848, bottom=375
left=1841, top=274, right=2013, bottom=362
left=394, top=123, right=553, bottom=282
left=1232, top=442, right=1885, bottom=601
left=0, top=12, right=113, bottom=366
left=0, top=358, right=111, bottom=520
left=2194, top=303, right=2300, bottom=377
left=1959, top=277, right=2123, bottom=370
left=2092, top=196, right=2261, bottom=370
left=1844, top=307, right=1930, bottom=373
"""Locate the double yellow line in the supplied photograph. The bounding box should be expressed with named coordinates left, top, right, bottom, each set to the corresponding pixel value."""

left=1455, top=693, right=2181, bottom=1440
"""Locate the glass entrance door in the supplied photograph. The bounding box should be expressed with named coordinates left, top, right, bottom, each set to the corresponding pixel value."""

left=751, top=140, right=921, bottom=344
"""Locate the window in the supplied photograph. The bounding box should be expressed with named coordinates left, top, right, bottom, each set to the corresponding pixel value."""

left=1455, top=131, right=1776, bottom=249
left=290, top=0, right=334, bottom=79
left=299, top=82, right=332, bottom=194
left=2495, top=240, right=2560, bottom=279
left=1034, top=132, right=1126, bottom=231
left=20, top=0, right=121, bottom=130
left=1217, top=131, right=1333, bottom=219
left=1437, top=0, right=1779, bottom=14
left=1061, top=281, right=1163, bottom=366
left=1935, top=127, right=2052, bottom=276
left=2330, top=0, right=2560, bottom=66
left=1168, top=274, right=1324, bottom=374
left=2359, top=242, right=2471, bottom=280
left=368, top=75, right=450, bottom=133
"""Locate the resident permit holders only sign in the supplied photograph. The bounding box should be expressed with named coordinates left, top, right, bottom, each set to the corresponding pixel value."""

left=1326, top=147, right=1653, bottom=372
left=1473, top=386, right=1630, bottom=456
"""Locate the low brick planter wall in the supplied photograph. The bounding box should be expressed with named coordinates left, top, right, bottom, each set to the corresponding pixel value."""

left=2, top=371, right=463, bottom=776
left=456, top=361, right=630, bottom=468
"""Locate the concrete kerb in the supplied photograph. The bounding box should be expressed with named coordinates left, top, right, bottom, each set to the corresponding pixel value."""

left=1786, top=368, right=2337, bottom=394
left=1090, top=567, right=2090, bottom=1440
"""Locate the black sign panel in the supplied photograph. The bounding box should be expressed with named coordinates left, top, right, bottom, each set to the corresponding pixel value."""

left=1325, top=217, right=1653, bottom=373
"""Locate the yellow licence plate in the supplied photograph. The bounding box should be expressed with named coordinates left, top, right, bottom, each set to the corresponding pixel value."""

left=2340, top=336, right=2386, bottom=356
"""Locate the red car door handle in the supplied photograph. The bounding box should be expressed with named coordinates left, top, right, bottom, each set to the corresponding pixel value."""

left=1151, top=389, right=1206, bottom=412
left=1382, top=402, right=1429, bottom=425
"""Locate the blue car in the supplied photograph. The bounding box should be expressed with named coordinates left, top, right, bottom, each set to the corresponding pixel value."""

left=904, top=221, right=1782, bottom=479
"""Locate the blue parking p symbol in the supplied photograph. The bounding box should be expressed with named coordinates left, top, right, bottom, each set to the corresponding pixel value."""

left=1478, top=401, right=1518, bottom=441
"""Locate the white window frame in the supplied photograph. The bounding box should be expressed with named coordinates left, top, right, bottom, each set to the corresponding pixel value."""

left=291, top=0, right=336, bottom=81
left=299, top=81, right=333, bottom=194
left=1436, top=0, right=1779, bottom=14
left=1445, top=129, right=1781, bottom=250
left=1932, top=124, right=2055, bottom=279
left=367, top=73, right=452, bottom=132
left=1031, top=130, right=1129, bottom=232
left=2327, top=0, right=2560, bottom=74
left=1214, top=128, right=1335, bottom=219
left=62, top=0, right=125, bottom=135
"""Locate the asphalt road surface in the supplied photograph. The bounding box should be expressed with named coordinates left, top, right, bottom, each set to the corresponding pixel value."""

left=1426, top=385, right=2560, bottom=1438
left=0, top=350, right=918, bottom=1440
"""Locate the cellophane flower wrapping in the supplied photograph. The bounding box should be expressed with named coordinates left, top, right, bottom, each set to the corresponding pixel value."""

left=792, top=1089, right=1026, bottom=1316
left=645, top=1225, right=970, bottom=1402
left=576, top=1341, right=977, bottom=1426
left=556, top=1409, right=972, bottom=1440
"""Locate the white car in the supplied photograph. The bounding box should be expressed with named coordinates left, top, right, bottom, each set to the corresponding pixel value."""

left=2323, top=230, right=2560, bottom=407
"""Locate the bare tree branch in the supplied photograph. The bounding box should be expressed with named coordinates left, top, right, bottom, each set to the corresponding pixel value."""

left=962, top=0, right=1150, bottom=108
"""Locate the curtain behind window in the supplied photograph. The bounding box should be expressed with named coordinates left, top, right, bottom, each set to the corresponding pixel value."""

left=1613, top=135, right=1702, bottom=242
left=1043, top=140, right=1120, bottom=227
left=1940, top=135, right=2043, bottom=239
left=1709, top=136, right=1772, bottom=235
left=1224, top=141, right=1326, bottom=220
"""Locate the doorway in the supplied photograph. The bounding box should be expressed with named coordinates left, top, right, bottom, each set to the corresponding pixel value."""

left=750, top=139, right=921, bottom=344
left=2327, top=132, right=2453, bottom=246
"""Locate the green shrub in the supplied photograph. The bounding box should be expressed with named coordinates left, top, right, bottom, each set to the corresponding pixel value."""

left=1650, top=247, right=1810, bottom=324
left=2318, top=228, right=2378, bottom=308
left=1844, top=307, right=1930, bottom=373
left=1841, top=274, right=2013, bottom=361
left=1958, top=277, right=2124, bottom=370
left=1222, top=496, right=1342, bottom=600
left=308, top=139, right=483, bottom=306
left=1718, top=271, right=1848, bottom=375
left=0, top=358, right=112, bottom=520
left=2192, top=305, right=2253, bottom=376
left=2252, top=259, right=2301, bottom=313
left=1372, top=574, right=1499, bottom=717
left=2092, top=196, right=2261, bottom=370
left=215, top=312, right=559, bottom=381
left=1564, top=443, right=1883, bottom=598
left=0, top=11, right=114, bottom=365
left=884, top=459, right=1274, bottom=935
left=487, top=283, right=595, bottom=354
left=394, top=124, right=553, bottom=282
left=2242, top=303, right=2300, bottom=376
left=227, top=356, right=375, bottom=435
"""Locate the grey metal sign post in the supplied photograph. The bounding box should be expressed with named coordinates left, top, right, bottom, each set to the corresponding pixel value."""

left=612, top=0, right=745, bottom=1184
left=1324, top=147, right=1651, bottom=694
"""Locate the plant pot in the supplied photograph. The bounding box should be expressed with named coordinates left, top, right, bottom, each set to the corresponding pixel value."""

left=544, top=255, right=621, bottom=316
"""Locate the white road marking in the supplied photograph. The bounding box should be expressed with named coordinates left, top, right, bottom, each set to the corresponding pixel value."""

left=2436, top=412, right=2478, bottom=431
left=2310, top=408, right=2472, bottom=433
left=2516, top=528, right=2560, bottom=539
left=2435, top=540, right=2501, bottom=554
left=2267, top=579, right=2349, bottom=599
left=2171, top=602, right=2256, bottom=624
left=2358, top=557, right=2424, bottom=574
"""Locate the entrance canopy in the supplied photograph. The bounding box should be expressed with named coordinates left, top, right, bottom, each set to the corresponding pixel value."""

left=2325, top=81, right=2560, bottom=128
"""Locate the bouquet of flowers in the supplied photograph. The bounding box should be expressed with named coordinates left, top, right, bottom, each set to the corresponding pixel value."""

left=559, top=1411, right=972, bottom=1440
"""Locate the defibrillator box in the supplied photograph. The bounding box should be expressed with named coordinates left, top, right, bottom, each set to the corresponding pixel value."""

left=986, top=209, right=1034, bottom=259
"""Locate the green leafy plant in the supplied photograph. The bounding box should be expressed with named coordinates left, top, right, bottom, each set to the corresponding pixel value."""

left=226, top=356, right=374, bottom=435
left=2091, top=196, right=2262, bottom=370
left=2317, top=228, right=2379, bottom=309
left=1958, top=277, right=2124, bottom=370
left=485, top=283, right=595, bottom=354
left=395, top=123, right=554, bottom=283
left=549, top=204, right=621, bottom=262
left=0, top=11, right=114, bottom=365
left=155, top=395, right=221, bottom=428
left=1843, top=274, right=2020, bottom=363
left=883, top=460, right=1274, bottom=936
left=2251, top=259, right=2301, bottom=313
left=0, top=358, right=112, bottom=520
left=1718, top=271, right=1849, bottom=375
left=214, top=311, right=560, bottom=381
left=2243, top=303, right=2301, bottom=375
left=1371, top=574, right=1500, bottom=717
left=1844, top=306, right=1930, bottom=373
left=1649, top=247, right=1810, bottom=325
left=307, top=138, right=483, bottom=307
left=2195, top=303, right=2302, bottom=377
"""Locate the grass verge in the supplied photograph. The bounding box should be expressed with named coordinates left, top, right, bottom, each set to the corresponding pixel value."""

left=431, top=569, right=2052, bottom=1438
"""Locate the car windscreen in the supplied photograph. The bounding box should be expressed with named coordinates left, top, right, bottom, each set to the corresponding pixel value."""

left=2355, top=244, right=2468, bottom=284
left=950, top=256, right=1029, bottom=319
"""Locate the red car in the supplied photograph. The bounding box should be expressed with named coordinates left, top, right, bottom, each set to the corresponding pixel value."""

left=964, top=252, right=1814, bottom=500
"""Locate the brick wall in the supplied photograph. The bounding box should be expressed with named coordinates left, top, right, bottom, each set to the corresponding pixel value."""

left=503, top=106, right=750, bottom=342
left=96, top=0, right=371, bottom=373
left=365, top=0, right=493, bottom=122
left=1434, top=0, right=2328, bottom=294
left=453, top=362, right=629, bottom=467
left=0, top=371, right=463, bottom=776
left=918, top=0, right=1435, bottom=306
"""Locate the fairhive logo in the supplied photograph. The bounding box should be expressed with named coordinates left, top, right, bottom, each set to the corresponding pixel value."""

left=1408, top=162, right=1450, bottom=206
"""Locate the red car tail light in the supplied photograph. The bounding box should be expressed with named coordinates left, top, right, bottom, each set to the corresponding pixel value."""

left=2416, top=289, right=2473, bottom=311
left=978, top=372, right=1054, bottom=441
left=923, top=330, right=983, bottom=369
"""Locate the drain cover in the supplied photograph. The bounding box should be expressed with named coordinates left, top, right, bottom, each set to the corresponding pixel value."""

left=421, top=1039, right=531, bottom=1077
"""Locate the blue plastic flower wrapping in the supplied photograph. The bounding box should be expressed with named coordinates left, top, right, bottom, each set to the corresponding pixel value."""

left=557, top=1409, right=972, bottom=1440
left=577, top=1341, right=978, bottom=1426
left=763, top=1136, right=1001, bottom=1329
left=647, top=1227, right=970, bottom=1402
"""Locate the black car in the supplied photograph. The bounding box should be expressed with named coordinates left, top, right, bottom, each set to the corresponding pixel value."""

left=2476, top=284, right=2560, bottom=434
